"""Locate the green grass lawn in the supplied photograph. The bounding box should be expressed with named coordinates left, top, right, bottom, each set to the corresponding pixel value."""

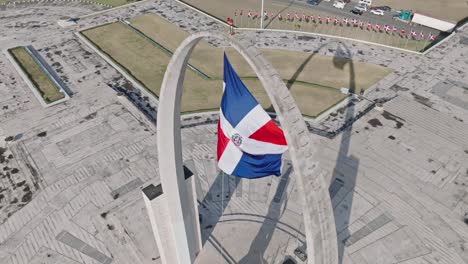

left=131, top=14, right=391, bottom=91
left=81, top=14, right=391, bottom=116
left=9, top=47, right=64, bottom=103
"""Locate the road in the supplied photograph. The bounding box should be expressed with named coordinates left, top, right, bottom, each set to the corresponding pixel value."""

left=269, top=0, right=438, bottom=36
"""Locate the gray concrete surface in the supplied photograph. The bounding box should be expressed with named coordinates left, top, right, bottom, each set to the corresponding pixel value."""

left=0, top=1, right=467, bottom=264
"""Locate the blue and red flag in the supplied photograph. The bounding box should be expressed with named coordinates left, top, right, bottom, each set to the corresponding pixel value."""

left=217, top=54, right=288, bottom=178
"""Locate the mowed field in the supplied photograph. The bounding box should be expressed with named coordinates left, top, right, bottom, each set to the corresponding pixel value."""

left=373, top=0, right=468, bottom=22
left=82, top=13, right=391, bottom=116
left=9, top=47, right=64, bottom=103
left=182, top=0, right=433, bottom=51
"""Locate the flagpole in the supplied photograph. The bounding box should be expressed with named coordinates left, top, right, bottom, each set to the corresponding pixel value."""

left=260, top=0, right=264, bottom=29
left=221, top=171, right=224, bottom=213
left=404, top=30, right=410, bottom=50
left=240, top=12, right=243, bottom=28
left=399, top=30, right=405, bottom=48
left=422, top=32, right=430, bottom=51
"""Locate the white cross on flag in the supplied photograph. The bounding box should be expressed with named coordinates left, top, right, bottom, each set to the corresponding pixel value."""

left=218, top=54, right=288, bottom=178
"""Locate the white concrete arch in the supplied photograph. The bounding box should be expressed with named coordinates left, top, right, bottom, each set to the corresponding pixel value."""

left=156, top=31, right=338, bottom=264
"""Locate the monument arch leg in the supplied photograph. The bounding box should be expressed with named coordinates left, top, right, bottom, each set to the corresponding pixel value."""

left=152, top=31, right=338, bottom=264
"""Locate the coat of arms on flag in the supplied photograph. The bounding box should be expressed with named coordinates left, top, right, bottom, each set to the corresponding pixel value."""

left=217, top=54, right=288, bottom=178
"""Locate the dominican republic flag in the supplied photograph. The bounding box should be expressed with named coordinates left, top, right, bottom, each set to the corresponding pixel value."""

left=217, top=54, right=288, bottom=178
left=419, top=32, right=424, bottom=39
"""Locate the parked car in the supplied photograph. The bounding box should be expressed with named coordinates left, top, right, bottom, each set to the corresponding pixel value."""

left=370, top=9, right=384, bottom=16
left=371, top=5, right=391, bottom=11
left=333, top=1, right=346, bottom=9
left=354, top=4, right=368, bottom=12
left=358, top=0, right=371, bottom=6
left=307, top=0, right=320, bottom=5
left=350, top=8, right=364, bottom=15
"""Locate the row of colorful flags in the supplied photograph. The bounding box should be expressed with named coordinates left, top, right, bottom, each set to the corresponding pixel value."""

left=230, top=10, right=436, bottom=41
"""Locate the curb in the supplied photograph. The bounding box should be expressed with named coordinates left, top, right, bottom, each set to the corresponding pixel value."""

left=74, top=31, right=160, bottom=107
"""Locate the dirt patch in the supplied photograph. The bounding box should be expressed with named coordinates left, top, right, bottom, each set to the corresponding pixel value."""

left=368, top=118, right=383, bottom=127
left=84, top=112, right=97, bottom=120
left=390, top=84, right=409, bottom=92
left=21, top=190, right=32, bottom=203
left=382, top=111, right=405, bottom=129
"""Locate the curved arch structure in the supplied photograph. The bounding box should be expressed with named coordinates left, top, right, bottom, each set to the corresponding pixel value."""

left=156, top=31, right=338, bottom=264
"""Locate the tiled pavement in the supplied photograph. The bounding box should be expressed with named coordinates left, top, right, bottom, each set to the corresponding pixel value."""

left=0, top=1, right=467, bottom=263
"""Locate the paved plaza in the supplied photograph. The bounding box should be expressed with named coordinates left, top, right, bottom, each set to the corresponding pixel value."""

left=0, top=0, right=468, bottom=263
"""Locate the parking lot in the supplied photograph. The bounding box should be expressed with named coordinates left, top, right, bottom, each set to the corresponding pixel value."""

left=271, top=0, right=438, bottom=37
